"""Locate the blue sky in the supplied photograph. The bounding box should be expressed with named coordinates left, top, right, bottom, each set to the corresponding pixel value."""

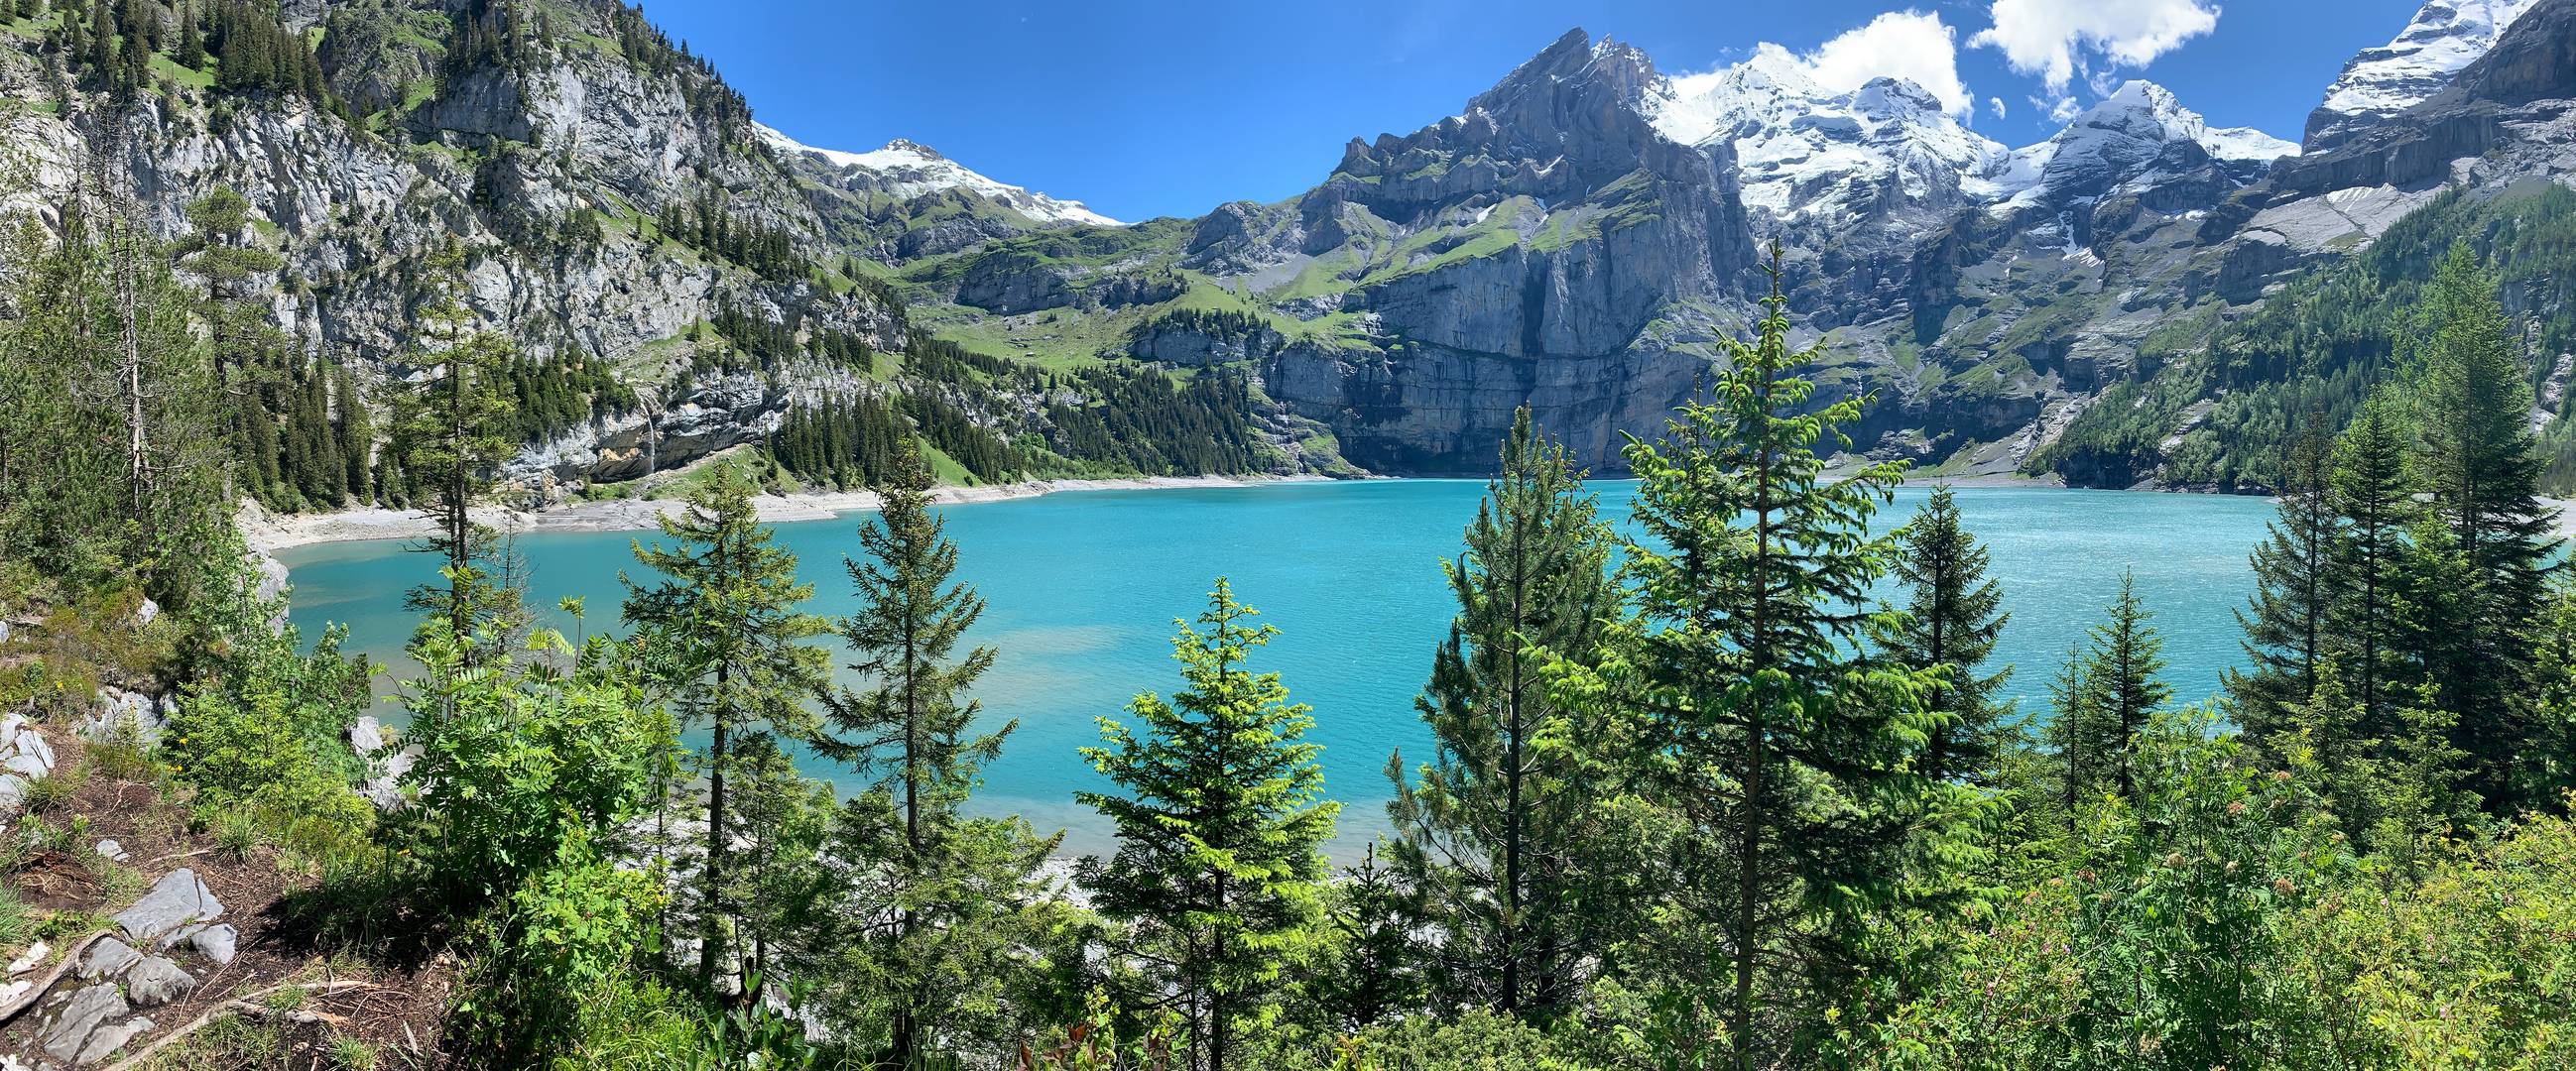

left=634, top=0, right=2431, bottom=222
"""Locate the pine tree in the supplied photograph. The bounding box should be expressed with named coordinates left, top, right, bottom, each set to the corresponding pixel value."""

left=174, top=1, right=200, bottom=69
left=2083, top=573, right=2171, bottom=800
left=816, top=445, right=1056, bottom=1063
left=333, top=364, right=372, bottom=503
left=1878, top=485, right=2013, bottom=784
left=2229, top=401, right=2338, bottom=742
left=1079, top=579, right=1339, bottom=1071
left=1384, top=407, right=1612, bottom=1020
left=1566, top=245, right=1963, bottom=1066
left=2042, top=642, right=2109, bottom=822
left=2412, top=242, right=2562, bottom=808
left=621, top=462, right=830, bottom=996
left=2327, top=390, right=2417, bottom=737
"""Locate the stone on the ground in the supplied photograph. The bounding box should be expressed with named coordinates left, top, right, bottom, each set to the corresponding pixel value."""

left=121, top=955, right=194, bottom=1008
left=187, top=924, right=238, bottom=965
left=7, top=939, right=49, bottom=975
left=83, top=687, right=168, bottom=746
left=113, top=869, right=223, bottom=944
left=74, top=937, right=137, bottom=981
left=39, top=983, right=151, bottom=1064
left=0, top=715, right=54, bottom=786
left=92, top=840, right=126, bottom=863
left=0, top=774, right=24, bottom=813
left=131, top=598, right=159, bottom=631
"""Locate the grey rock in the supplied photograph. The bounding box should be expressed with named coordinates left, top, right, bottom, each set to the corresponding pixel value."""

left=0, top=774, right=26, bottom=813
left=39, top=983, right=150, bottom=1065
left=92, top=839, right=125, bottom=864
left=113, top=869, right=223, bottom=945
left=75, top=938, right=137, bottom=981
left=84, top=688, right=167, bottom=746
left=130, top=598, right=159, bottom=631
left=121, top=956, right=195, bottom=1008
left=349, top=716, right=385, bottom=756
left=151, top=922, right=206, bottom=954
left=188, top=924, right=239, bottom=966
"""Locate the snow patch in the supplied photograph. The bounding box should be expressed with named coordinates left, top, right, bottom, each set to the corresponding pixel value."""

left=755, top=124, right=1121, bottom=228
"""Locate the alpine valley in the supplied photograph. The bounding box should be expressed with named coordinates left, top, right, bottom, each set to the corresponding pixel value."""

left=8, top=0, right=2576, bottom=500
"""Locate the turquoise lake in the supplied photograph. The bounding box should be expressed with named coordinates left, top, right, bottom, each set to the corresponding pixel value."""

left=278, top=482, right=2277, bottom=857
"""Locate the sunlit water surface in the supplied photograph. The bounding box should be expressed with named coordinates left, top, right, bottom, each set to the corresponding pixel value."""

left=280, top=482, right=2275, bottom=857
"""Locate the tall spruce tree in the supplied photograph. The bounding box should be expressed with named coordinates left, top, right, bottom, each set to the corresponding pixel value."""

left=1384, top=407, right=1613, bottom=1020
left=621, top=462, right=830, bottom=994
left=2411, top=242, right=2561, bottom=808
left=1566, top=246, right=1963, bottom=1067
left=1877, top=485, right=2012, bottom=784
left=2229, top=401, right=2338, bottom=743
left=817, top=445, right=1056, bottom=1064
left=2327, top=391, right=2417, bottom=737
left=1079, top=579, right=1339, bottom=1071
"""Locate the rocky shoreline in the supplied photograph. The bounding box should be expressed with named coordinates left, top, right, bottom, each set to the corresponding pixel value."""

left=239, top=474, right=1332, bottom=551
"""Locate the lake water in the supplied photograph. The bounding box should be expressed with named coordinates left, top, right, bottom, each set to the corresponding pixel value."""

left=279, top=482, right=2277, bottom=857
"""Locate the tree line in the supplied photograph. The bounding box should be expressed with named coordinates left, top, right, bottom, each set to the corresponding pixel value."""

left=10, top=190, right=2573, bottom=1066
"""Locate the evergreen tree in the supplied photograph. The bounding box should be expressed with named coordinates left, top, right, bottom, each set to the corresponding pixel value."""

left=2229, top=401, right=2338, bottom=742
left=2411, top=242, right=2562, bottom=808
left=621, top=462, right=830, bottom=995
left=2327, top=390, right=2417, bottom=736
left=1384, top=407, right=1613, bottom=1020
left=1877, top=485, right=2013, bottom=784
left=396, top=243, right=520, bottom=652
left=1565, top=246, right=1963, bottom=1066
left=1079, top=579, right=1339, bottom=1071
left=2081, top=573, right=2171, bottom=800
left=816, top=445, right=1056, bottom=1063
left=2041, top=642, right=2109, bottom=822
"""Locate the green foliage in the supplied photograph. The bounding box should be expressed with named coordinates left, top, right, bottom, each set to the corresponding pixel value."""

left=1878, top=485, right=2014, bottom=784
left=1386, top=408, right=1615, bottom=1020
left=397, top=625, right=671, bottom=906
left=814, top=445, right=1060, bottom=1063
left=1080, top=579, right=1340, bottom=1071
left=454, top=829, right=671, bottom=1063
left=1553, top=248, right=1972, bottom=1066
left=621, top=461, right=829, bottom=988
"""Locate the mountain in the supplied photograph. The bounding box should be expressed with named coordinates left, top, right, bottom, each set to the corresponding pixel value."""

left=2306, top=0, right=2544, bottom=151
left=6, top=0, right=2574, bottom=501
left=758, top=124, right=1122, bottom=260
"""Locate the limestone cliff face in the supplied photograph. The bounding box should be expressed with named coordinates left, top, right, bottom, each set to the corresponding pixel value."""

left=973, top=30, right=1759, bottom=475
left=1, top=0, right=906, bottom=488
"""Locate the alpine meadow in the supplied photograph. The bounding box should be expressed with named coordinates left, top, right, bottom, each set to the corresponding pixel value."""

left=3, top=0, right=2576, bottom=1068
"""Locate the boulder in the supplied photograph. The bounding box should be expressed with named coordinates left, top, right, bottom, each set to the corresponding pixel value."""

left=75, top=937, right=138, bottom=981
left=93, top=840, right=127, bottom=863
left=113, top=869, right=223, bottom=945
left=121, top=955, right=195, bottom=1008
left=84, top=688, right=168, bottom=746
left=39, top=983, right=151, bottom=1065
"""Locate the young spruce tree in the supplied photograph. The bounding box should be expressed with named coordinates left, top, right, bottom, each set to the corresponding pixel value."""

left=1079, top=579, right=1338, bottom=1071
left=621, top=462, right=830, bottom=995
left=1385, top=407, right=1613, bottom=1020
left=818, top=445, right=1056, bottom=1065
left=1877, top=485, right=2012, bottom=784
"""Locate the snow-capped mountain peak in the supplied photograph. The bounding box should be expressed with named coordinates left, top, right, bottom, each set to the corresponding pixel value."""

left=755, top=124, right=1120, bottom=228
left=1989, top=81, right=2296, bottom=205
left=2306, top=0, right=2543, bottom=150
left=1644, top=57, right=2005, bottom=226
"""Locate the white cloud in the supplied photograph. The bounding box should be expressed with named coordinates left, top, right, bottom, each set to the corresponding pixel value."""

left=1745, top=10, right=1976, bottom=117
left=2047, top=95, right=2084, bottom=123
left=1970, top=0, right=2221, bottom=92
left=1989, top=95, right=2008, bottom=119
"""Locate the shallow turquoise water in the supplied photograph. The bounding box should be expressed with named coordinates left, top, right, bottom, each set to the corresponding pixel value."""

left=279, top=482, right=2276, bottom=856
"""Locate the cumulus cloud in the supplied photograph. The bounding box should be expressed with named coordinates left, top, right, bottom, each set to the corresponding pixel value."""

left=1970, top=0, right=2221, bottom=92
left=2045, top=95, right=2084, bottom=123
left=1989, top=95, right=2009, bottom=119
left=1741, top=10, right=1977, bottom=118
